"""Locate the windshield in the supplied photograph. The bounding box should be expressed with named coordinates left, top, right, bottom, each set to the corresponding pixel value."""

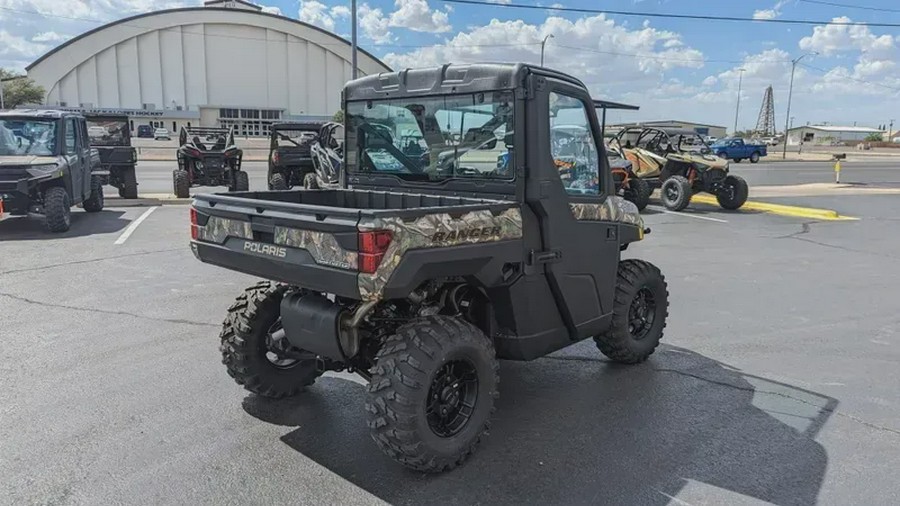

left=275, top=129, right=318, bottom=148
left=0, top=119, right=58, bottom=156
left=346, top=91, right=514, bottom=182
left=86, top=119, right=129, bottom=146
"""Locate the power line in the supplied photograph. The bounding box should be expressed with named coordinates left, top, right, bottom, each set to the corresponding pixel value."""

left=439, top=0, right=900, bottom=27
left=798, top=0, right=900, bottom=14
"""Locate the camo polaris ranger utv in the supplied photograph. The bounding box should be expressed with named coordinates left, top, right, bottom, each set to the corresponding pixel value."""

left=190, top=64, right=669, bottom=472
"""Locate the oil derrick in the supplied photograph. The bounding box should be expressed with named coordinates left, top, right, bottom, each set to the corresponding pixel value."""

left=755, top=85, right=776, bottom=136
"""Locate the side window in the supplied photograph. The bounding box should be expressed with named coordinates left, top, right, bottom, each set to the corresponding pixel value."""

left=549, top=92, right=599, bottom=195
left=64, top=118, right=77, bottom=154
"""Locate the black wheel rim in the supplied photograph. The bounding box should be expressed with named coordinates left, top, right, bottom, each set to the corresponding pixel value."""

left=426, top=359, right=479, bottom=437
left=264, top=321, right=301, bottom=369
left=664, top=184, right=679, bottom=202
left=628, top=287, right=656, bottom=340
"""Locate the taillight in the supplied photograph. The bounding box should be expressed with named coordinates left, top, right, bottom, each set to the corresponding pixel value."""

left=358, top=230, right=392, bottom=274
left=190, top=207, right=198, bottom=240
left=272, top=151, right=280, bottom=164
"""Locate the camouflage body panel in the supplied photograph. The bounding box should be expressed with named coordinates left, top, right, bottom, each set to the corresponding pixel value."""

left=273, top=226, right=357, bottom=270
left=569, top=196, right=643, bottom=227
left=196, top=216, right=253, bottom=244
left=358, top=207, right=523, bottom=301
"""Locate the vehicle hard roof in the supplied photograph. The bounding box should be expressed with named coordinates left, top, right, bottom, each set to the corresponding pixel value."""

left=271, top=121, right=328, bottom=131
left=344, top=63, right=586, bottom=101
left=0, top=109, right=80, bottom=119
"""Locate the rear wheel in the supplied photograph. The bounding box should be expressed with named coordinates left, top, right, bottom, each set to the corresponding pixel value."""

left=173, top=169, right=190, bottom=198
left=594, top=259, right=668, bottom=364
left=82, top=175, right=104, bottom=212
left=269, top=172, right=288, bottom=190
left=660, top=175, right=692, bottom=211
left=43, top=186, right=71, bottom=233
left=716, top=174, right=749, bottom=210
left=231, top=170, right=250, bottom=192
left=624, top=177, right=650, bottom=211
left=366, top=316, right=499, bottom=473
left=220, top=281, right=322, bottom=398
left=303, top=172, right=319, bottom=189
left=750, top=151, right=760, bottom=163
left=119, top=167, right=138, bottom=199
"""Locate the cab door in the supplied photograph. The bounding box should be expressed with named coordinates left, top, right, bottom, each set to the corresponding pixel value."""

left=63, top=117, right=88, bottom=202
left=524, top=78, right=622, bottom=340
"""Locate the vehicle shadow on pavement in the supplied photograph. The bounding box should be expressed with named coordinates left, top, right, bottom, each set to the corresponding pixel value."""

left=243, top=345, right=835, bottom=506
left=0, top=210, right=130, bottom=240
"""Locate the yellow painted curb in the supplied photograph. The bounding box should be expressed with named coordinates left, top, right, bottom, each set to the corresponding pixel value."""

left=690, top=194, right=857, bottom=221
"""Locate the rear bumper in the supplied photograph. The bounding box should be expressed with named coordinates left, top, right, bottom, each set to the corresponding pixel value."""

left=191, top=239, right=361, bottom=299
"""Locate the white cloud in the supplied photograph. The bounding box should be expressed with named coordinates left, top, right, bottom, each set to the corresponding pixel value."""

left=31, top=31, right=70, bottom=43
left=0, top=30, right=49, bottom=60
left=753, top=10, right=778, bottom=21
left=799, top=16, right=896, bottom=58
left=299, top=0, right=339, bottom=32
left=359, top=3, right=393, bottom=44
left=702, top=76, right=717, bottom=87
left=389, top=0, right=451, bottom=33
left=260, top=5, right=282, bottom=16
left=331, top=5, right=350, bottom=18
left=384, top=14, right=704, bottom=98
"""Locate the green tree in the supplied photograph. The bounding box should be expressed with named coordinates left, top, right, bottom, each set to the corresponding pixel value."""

left=1, top=68, right=45, bottom=109
left=864, top=132, right=883, bottom=142
left=332, top=109, right=344, bottom=124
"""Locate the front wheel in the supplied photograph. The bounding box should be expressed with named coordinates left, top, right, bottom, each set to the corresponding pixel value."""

left=624, top=176, right=650, bottom=211
left=366, top=316, right=499, bottom=473
left=660, top=175, right=692, bottom=211
left=716, top=174, right=749, bottom=210
left=43, top=186, right=71, bottom=233
left=220, top=281, right=322, bottom=398
left=594, top=259, right=669, bottom=364
left=269, top=172, right=288, bottom=191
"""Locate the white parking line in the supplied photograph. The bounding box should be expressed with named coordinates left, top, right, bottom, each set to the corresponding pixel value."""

left=114, top=206, right=158, bottom=245
left=649, top=205, right=729, bottom=223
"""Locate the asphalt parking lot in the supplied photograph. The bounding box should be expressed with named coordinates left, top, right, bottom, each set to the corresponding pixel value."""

left=2, top=185, right=899, bottom=504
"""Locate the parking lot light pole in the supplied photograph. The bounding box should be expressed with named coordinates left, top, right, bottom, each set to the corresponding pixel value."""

left=351, top=0, right=358, bottom=80
left=0, top=78, right=5, bottom=110
left=783, top=52, right=817, bottom=159
left=540, top=34, right=554, bottom=67
left=734, top=68, right=745, bottom=136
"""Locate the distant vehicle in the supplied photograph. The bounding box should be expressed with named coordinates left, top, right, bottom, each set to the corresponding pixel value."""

left=136, top=125, right=153, bottom=138
left=266, top=121, right=324, bottom=190
left=154, top=128, right=171, bottom=140
left=308, top=122, right=344, bottom=189
left=173, top=126, right=246, bottom=198
left=762, top=136, right=780, bottom=146
left=704, top=136, right=718, bottom=144
left=710, top=137, right=767, bottom=163
left=0, top=110, right=105, bottom=232
left=84, top=114, right=139, bottom=198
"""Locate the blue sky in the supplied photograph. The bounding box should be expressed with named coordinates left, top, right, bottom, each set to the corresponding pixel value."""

left=2, top=0, right=899, bottom=130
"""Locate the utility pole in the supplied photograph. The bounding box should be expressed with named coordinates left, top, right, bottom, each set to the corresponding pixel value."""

left=540, top=34, right=554, bottom=67
left=0, top=79, right=5, bottom=110
left=783, top=52, right=818, bottom=159
left=889, top=119, right=895, bottom=142
left=734, top=68, right=745, bottom=135
left=351, top=0, right=358, bottom=79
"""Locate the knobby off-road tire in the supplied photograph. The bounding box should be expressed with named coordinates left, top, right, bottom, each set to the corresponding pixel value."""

left=119, top=167, right=138, bottom=199
left=43, top=186, right=71, bottom=233
left=660, top=175, right=692, bottom=211
left=366, top=316, right=499, bottom=473
left=82, top=176, right=104, bottom=212
left=303, top=172, right=319, bottom=189
left=269, top=172, right=288, bottom=191
left=716, top=174, right=749, bottom=210
left=625, top=177, right=651, bottom=211
left=173, top=169, right=190, bottom=198
left=232, top=170, right=250, bottom=192
left=220, top=281, right=321, bottom=399
left=594, top=259, right=669, bottom=364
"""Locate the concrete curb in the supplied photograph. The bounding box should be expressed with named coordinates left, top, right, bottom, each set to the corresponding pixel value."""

left=690, top=194, right=856, bottom=221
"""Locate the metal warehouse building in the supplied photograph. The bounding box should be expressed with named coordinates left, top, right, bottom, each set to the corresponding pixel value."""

left=25, top=0, right=391, bottom=137
left=785, top=125, right=884, bottom=145
left=609, top=120, right=728, bottom=139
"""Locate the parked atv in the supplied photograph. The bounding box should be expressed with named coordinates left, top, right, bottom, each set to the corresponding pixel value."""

left=174, top=126, right=246, bottom=198
left=607, top=145, right=650, bottom=211
left=307, top=122, right=343, bottom=189
left=191, top=63, right=669, bottom=473
left=267, top=122, right=323, bottom=190
left=0, top=110, right=104, bottom=232
left=84, top=114, right=139, bottom=198
left=612, top=126, right=748, bottom=211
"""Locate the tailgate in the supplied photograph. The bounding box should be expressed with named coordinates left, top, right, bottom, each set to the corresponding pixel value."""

left=190, top=192, right=363, bottom=298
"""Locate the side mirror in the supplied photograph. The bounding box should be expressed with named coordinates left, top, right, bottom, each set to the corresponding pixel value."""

left=479, top=138, right=498, bottom=150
